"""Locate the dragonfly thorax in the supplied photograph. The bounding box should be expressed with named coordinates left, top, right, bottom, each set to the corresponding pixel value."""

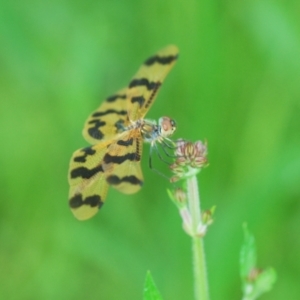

left=140, top=116, right=176, bottom=143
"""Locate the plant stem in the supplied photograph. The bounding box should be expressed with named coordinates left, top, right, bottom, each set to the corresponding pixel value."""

left=187, top=175, right=209, bottom=300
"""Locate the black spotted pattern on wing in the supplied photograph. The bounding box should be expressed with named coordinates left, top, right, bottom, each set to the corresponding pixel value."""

left=117, top=138, right=134, bottom=146
left=92, top=109, right=127, bottom=118
left=104, top=152, right=140, bottom=165
left=106, top=94, right=126, bottom=102
left=69, top=193, right=103, bottom=208
left=136, top=138, right=140, bottom=156
left=129, top=78, right=160, bottom=91
left=144, top=53, right=178, bottom=66
left=131, top=96, right=145, bottom=107
left=114, top=119, right=126, bottom=132
left=87, top=120, right=106, bottom=140
left=106, top=175, right=143, bottom=186
left=144, top=82, right=161, bottom=109
left=74, top=147, right=96, bottom=163
left=87, top=110, right=127, bottom=140
left=70, top=165, right=104, bottom=179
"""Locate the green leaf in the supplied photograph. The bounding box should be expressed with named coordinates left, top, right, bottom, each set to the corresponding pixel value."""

left=240, top=225, right=277, bottom=300
left=240, top=223, right=257, bottom=280
left=251, top=268, right=277, bottom=299
left=143, top=271, right=163, bottom=300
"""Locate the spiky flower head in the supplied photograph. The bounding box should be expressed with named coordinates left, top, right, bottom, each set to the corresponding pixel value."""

left=170, top=139, right=208, bottom=181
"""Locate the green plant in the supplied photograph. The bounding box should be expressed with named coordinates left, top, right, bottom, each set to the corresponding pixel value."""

left=144, top=139, right=277, bottom=300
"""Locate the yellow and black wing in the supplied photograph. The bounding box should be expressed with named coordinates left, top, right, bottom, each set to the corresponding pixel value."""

left=82, top=87, right=129, bottom=145
left=69, top=45, right=178, bottom=220
left=102, top=129, right=144, bottom=194
left=82, top=45, right=179, bottom=144
left=68, top=130, right=143, bottom=220
left=127, top=45, right=179, bottom=121
left=68, top=141, right=111, bottom=220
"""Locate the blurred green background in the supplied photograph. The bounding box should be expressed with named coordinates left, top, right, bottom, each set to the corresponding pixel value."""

left=1, top=0, right=299, bottom=299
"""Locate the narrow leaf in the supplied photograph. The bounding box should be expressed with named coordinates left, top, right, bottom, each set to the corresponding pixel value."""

left=143, top=271, right=163, bottom=300
left=240, top=223, right=257, bottom=279
left=251, top=268, right=277, bottom=299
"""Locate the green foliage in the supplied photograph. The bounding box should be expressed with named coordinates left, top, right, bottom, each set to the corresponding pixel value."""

left=240, top=224, right=257, bottom=280
left=0, top=0, right=299, bottom=299
left=144, top=272, right=163, bottom=300
left=240, top=225, right=277, bottom=300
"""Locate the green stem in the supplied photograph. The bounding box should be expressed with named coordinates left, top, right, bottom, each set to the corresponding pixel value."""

left=187, top=175, right=209, bottom=300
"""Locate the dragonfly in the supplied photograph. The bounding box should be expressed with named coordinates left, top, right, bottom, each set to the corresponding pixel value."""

left=68, top=45, right=179, bottom=220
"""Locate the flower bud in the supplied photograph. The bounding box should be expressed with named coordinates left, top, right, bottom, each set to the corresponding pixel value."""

left=170, top=139, right=208, bottom=180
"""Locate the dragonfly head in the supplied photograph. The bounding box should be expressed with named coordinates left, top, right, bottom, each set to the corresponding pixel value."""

left=158, top=116, right=176, bottom=138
